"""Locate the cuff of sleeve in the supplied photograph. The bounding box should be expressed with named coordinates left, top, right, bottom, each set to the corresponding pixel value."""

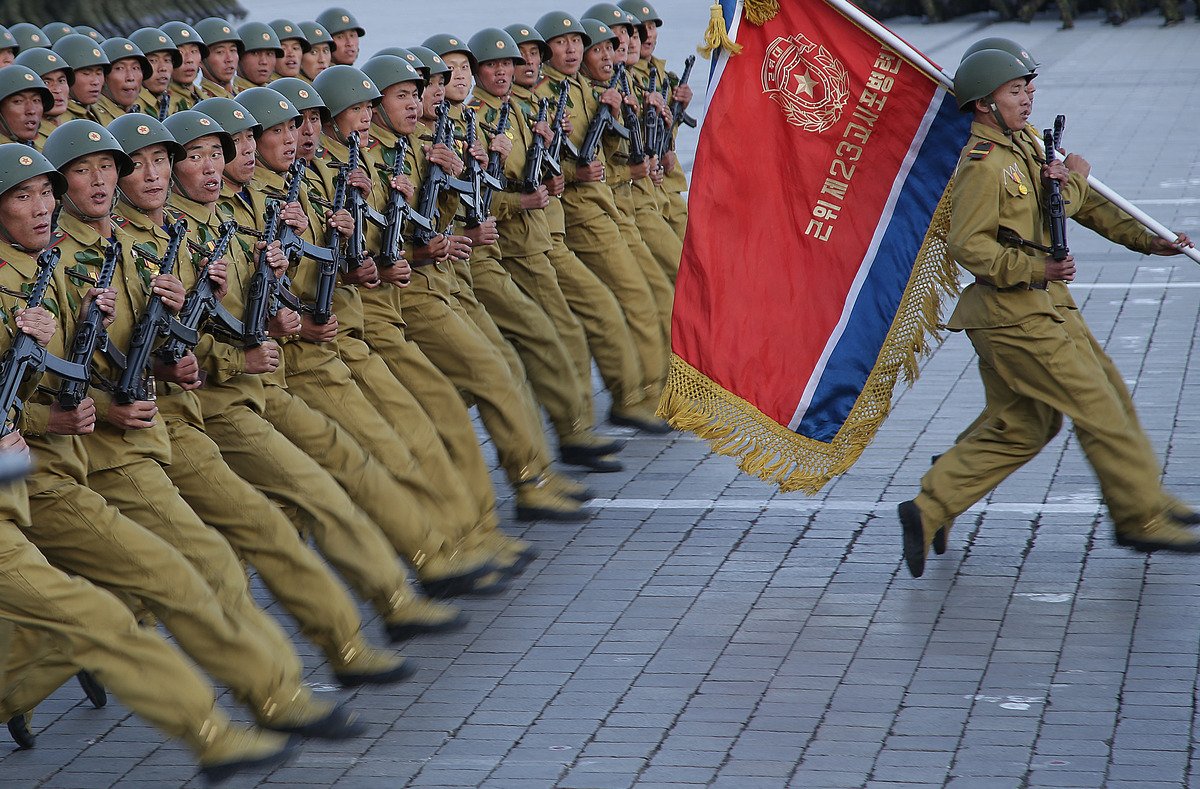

left=20, top=402, right=50, bottom=437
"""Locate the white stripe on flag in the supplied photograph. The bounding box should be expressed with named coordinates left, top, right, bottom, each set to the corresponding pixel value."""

left=788, top=88, right=949, bottom=432
left=704, top=0, right=744, bottom=115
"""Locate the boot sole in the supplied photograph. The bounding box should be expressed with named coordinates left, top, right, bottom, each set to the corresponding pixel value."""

left=898, top=501, right=927, bottom=578
left=7, top=716, right=35, bottom=750
left=419, top=566, right=492, bottom=598
left=386, top=612, right=469, bottom=643
left=262, top=706, right=366, bottom=740
left=200, top=735, right=300, bottom=785
left=608, top=413, right=673, bottom=434
left=515, top=506, right=590, bottom=523
left=1115, top=535, right=1200, bottom=554
left=559, top=454, right=624, bottom=473
left=336, top=659, right=418, bottom=688
left=77, top=671, right=107, bottom=709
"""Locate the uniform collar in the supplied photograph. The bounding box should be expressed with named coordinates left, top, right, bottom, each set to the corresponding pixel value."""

left=57, top=210, right=108, bottom=248
left=370, top=122, right=398, bottom=149
left=0, top=240, right=45, bottom=280
left=969, top=120, right=1017, bottom=149
left=251, top=163, right=288, bottom=193
left=470, top=86, right=506, bottom=111
left=96, top=93, right=135, bottom=116
left=541, top=65, right=576, bottom=85
left=168, top=191, right=217, bottom=225
left=114, top=201, right=166, bottom=235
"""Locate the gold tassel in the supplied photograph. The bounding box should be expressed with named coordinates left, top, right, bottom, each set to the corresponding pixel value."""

left=744, top=0, right=781, bottom=24
left=698, top=3, right=742, bottom=59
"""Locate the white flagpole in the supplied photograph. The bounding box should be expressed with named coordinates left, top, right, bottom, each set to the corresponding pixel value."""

left=822, top=0, right=1200, bottom=265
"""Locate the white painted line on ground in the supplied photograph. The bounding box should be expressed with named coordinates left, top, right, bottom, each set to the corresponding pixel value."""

left=1072, top=282, right=1200, bottom=289
left=589, top=499, right=1102, bottom=515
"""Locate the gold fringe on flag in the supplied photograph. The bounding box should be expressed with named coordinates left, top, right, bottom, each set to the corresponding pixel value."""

left=657, top=179, right=961, bottom=495
left=698, top=3, right=742, bottom=59
left=744, top=0, right=782, bottom=24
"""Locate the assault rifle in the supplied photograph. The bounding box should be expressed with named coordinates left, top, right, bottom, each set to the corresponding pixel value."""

left=313, top=143, right=353, bottom=325
left=642, top=66, right=661, bottom=160
left=544, top=80, right=576, bottom=179
left=477, top=100, right=510, bottom=221
left=157, top=91, right=170, bottom=122
left=616, top=66, right=647, bottom=166
left=577, top=72, right=629, bottom=165
left=0, top=249, right=89, bottom=436
left=371, top=137, right=433, bottom=267
left=157, top=220, right=243, bottom=363
left=663, top=55, right=698, bottom=156
left=57, top=239, right=120, bottom=410
left=1043, top=115, right=1069, bottom=262
left=460, top=107, right=506, bottom=229
left=275, top=158, right=338, bottom=270
left=114, top=219, right=199, bottom=403
left=242, top=201, right=303, bottom=346
left=413, top=101, right=472, bottom=246
left=521, top=97, right=551, bottom=192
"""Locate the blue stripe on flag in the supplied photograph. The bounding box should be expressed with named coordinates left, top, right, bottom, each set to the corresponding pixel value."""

left=796, top=91, right=971, bottom=442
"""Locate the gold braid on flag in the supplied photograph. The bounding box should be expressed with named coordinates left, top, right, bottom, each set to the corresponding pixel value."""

left=658, top=179, right=961, bottom=495
left=744, top=0, right=782, bottom=25
left=699, top=4, right=742, bottom=58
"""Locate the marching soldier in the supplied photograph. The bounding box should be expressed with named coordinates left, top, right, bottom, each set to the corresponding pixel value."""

left=52, top=34, right=108, bottom=123
left=270, top=19, right=310, bottom=80
left=298, top=21, right=336, bottom=82
left=159, top=22, right=206, bottom=113
left=235, top=22, right=284, bottom=91
left=92, top=38, right=152, bottom=123
left=128, top=27, right=180, bottom=118
left=317, top=7, right=365, bottom=66
left=194, top=18, right=242, bottom=99
left=0, top=65, right=50, bottom=146
left=13, top=49, right=71, bottom=145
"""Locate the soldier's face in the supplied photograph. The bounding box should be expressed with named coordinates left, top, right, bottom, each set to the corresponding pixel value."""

left=204, top=42, right=240, bottom=84
left=64, top=152, right=118, bottom=219
left=333, top=101, right=373, bottom=141
left=421, top=75, right=446, bottom=119
left=302, top=43, right=332, bottom=80
left=256, top=121, right=298, bottom=172
left=380, top=81, right=421, bottom=134
left=582, top=42, right=614, bottom=82
left=70, top=66, right=105, bottom=106
left=332, top=30, right=358, bottom=65
left=625, top=29, right=641, bottom=66
left=612, top=26, right=630, bottom=62
left=173, top=137, right=225, bottom=204
left=476, top=59, right=514, bottom=98
left=0, top=48, right=14, bottom=68
left=43, top=70, right=70, bottom=117
left=0, top=175, right=56, bottom=251
left=515, top=42, right=542, bottom=87
left=296, top=108, right=322, bottom=160
left=1025, top=78, right=1036, bottom=112
left=105, top=58, right=144, bottom=109
left=640, top=22, right=657, bottom=59
left=547, top=33, right=583, bottom=76
left=277, top=40, right=303, bottom=77
left=239, top=49, right=277, bottom=86
left=121, top=143, right=172, bottom=212
left=145, top=52, right=174, bottom=94
left=174, top=43, right=202, bottom=84
left=0, top=90, right=44, bottom=141
left=225, top=129, right=257, bottom=185
left=980, top=77, right=1031, bottom=132
left=442, top=53, right=472, bottom=103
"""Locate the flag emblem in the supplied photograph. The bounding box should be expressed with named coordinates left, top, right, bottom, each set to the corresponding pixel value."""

left=761, top=34, right=849, bottom=133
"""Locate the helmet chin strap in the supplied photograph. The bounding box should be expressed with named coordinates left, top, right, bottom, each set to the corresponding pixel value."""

left=60, top=191, right=114, bottom=223
left=987, top=99, right=1016, bottom=136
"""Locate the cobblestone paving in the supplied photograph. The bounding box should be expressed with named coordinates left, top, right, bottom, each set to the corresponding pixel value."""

left=3, top=6, right=1200, bottom=788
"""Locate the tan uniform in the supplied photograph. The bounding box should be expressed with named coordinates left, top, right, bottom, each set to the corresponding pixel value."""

left=198, top=76, right=234, bottom=99
left=61, top=98, right=102, bottom=123
left=91, top=93, right=147, bottom=125
left=167, top=80, right=204, bottom=113
left=634, top=56, right=688, bottom=243
left=627, top=59, right=685, bottom=280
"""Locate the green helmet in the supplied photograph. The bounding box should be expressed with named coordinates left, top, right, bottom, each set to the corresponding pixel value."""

left=374, top=47, right=425, bottom=74
left=270, top=77, right=330, bottom=121
left=961, top=37, right=1039, bottom=74
left=422, top=33, right=474, bottom=69
left=619, top=0, right=664, bottom=26
left=160, top=22, right=207, bottom=58
left=270, top=20, right=311, bottom=53
left=237, top=22, right=284, bottom=56
left=236, top=87, right=299, bottom=133
left=312, top=65, right=380, bottom=118
left=53, top=34, right=110, bottom=74
left=407, top=45, right=448, bottom=79
left=101, top=38, right=151, bottom=78
left=9, top=23, right=48, bottom=52
left=14, top=48, right=74, bottom=86
left=163, top=110, right=235, bottom=161
left=504, top=24, right=551, bottom=61
left=581, top=19, right=619, bottom=51
left=195, top=18, right=243, bottom=55
left=41, top=22, right=76, bottom=45
left=130, top=28, right=182, bottom=69
left=0, top=143, right=66, bottom=197
left=362, top=55, right=422, bottom=93
left=108, top=113, right=185, bottom=160
left=193, top=97, right=260, bottom=137
left=0, top=65, right=53, bottom=112
left=73, top=25, right=104, bottom=43
left=954, top=49, right=1032, bottom=112
left=0, top=25, right=17, bottom=55
left=316, top=7, right=366, bottom=37
left=298, top=21, right=336, bottom=53
left=536, top=12, right=591, bottom=48
left=43, top=119, right=134, bottom=176
left=468, top=29, right=524, bottom=68
left=584, top=3, right=635, bottom=29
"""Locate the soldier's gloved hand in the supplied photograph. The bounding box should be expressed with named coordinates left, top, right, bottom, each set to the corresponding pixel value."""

left=280, top=201, right=309, bottom=234
left=341, top=257, right=380, bottom=287
left=151, top=274, right=187, bottom=311
left=243, top=340, right=280, bottom=374
left=1045, top=253, right=1076, bottom=282
left=521, top=185, right=550, bottom=210
left=576, top=161, right=606, bottom=183
left=268, top=307, right=302, bottom=337
left=1150, top=232, right=1195, bottom=256
left=378, top=257, right=411, bottom=287
left=545, top=174, right=565, bottom=197
left=489, top=133, right=512, bottom=160
left=1063, top=152, right=1090, bottom=178
left=47, top=399, right=97, bottom=435
left=390, top=174, right=415, bottom=201
left=673, top=83, right=693, bottom=107
left=81, top=287, right=117, bottom=329
left=299, top=313, right=339, bottom=342
left=154, top=353, right=203, bottom=390
left=108, top=400, right=158, bottom=430
left=463, top=220, right=498, bottom=247
left=14, top=305, right=55, bottom=346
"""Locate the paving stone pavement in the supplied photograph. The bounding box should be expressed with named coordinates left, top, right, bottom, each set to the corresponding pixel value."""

left=4, top=5, right=1200, bottom=789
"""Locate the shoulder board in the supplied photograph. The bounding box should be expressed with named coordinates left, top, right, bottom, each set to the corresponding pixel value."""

left=466, top=98, right=483, bottom=110
left=47, top=232, right=66, bottom=249
left=111, top=215, right=130, bottom=228
left=967, top=141, right=994, bottom=161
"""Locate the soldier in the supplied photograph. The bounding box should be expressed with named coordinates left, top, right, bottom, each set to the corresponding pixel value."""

left=270, top=20, right=310, bottom=80
left=1016, top=0, right=1075, bottom=28
left=40, top=22, right=75, bottom=46
left=0, top=65, right=50, bottom=146
left=194, top=17, right=242, bottom=99
left=537, top=11, right=670, bottom=432
left=0, top=25, right=18, bottom=66
left=52, top=34, right=109, bottom=123
left=898, top=50, right=1200, bottom=579
left=106, top=112, right=414, bottom=685
left=73, top=26, right=104, bottom=43
left=8, top=24, right=47, bottom=54
left=235, top=22, right=284, bottom=91
left=128, top=28, right=180, bottom=118
left=93, top=38, right=152, bottom=123
left=298, top=21, right=335, bottom=82
left=317, top=7, right=365, bottom=66
left=160, top=22, right=206, bottom=113
left=1159, top=0, right=1186, bottom=24
left=463, top=28, right=624, bottom=472
left=13, top=49, right=71, bottom=145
